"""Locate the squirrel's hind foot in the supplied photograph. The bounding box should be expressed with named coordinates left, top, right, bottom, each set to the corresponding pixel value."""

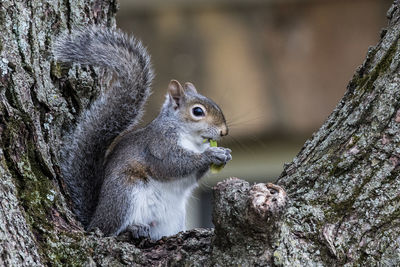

left=126, top=223, right=151, bottom=239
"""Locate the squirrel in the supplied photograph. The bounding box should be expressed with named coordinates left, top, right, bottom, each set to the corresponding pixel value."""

left=53, top=26, right=232, bottom=240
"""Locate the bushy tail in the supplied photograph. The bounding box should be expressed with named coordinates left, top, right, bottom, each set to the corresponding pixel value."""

left=53, top=27, right=153, bottom=226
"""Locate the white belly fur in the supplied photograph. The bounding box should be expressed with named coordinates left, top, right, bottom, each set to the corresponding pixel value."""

left=118, top=175, right=198, bottom=240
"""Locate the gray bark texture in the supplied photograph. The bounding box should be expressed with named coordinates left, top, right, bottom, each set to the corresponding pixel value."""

left=0, top=0, right=399, bottom=266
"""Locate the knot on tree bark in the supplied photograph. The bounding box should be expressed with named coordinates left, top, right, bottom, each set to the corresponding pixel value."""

left=212, top=178, right=287, bottom=261
left=249, top=183, right=287, bottom=223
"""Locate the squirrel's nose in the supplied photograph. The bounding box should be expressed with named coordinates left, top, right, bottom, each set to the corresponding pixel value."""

left=220, top=126, right=228, bottom=137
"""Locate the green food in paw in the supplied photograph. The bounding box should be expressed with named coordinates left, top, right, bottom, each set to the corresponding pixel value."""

left=209, top=139, right=218, bottom=147
left=209, top=140, right=225, bottom=174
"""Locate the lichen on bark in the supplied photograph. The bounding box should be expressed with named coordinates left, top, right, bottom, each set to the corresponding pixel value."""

left=0, top=0, right=118, bottom=265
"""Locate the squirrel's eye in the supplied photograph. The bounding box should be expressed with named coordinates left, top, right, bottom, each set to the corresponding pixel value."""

left=192, top=106, right=205, bottom=117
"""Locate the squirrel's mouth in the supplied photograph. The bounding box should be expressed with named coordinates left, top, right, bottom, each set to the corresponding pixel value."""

left=201, top=136, right=212, bottom=142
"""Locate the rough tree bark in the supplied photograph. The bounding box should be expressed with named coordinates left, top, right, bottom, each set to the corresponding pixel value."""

left=0, top=0, right=399, bottom=266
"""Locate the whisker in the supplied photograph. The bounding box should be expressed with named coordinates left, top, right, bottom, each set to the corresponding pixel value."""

left=226, top=114, right=269, bottom=129
left=226, top=135, right=250, bottom=153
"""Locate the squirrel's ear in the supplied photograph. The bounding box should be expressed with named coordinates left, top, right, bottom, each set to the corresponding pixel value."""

left=184, top=82, right=198, bottom=94
left=168, top=80, right=184, bottom=109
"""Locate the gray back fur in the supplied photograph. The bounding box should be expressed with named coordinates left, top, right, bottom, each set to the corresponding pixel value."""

left=53, top=27, right=154, bottom=226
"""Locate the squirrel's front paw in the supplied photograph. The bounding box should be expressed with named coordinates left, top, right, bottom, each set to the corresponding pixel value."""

left=206, top=147, right=232, bottom=165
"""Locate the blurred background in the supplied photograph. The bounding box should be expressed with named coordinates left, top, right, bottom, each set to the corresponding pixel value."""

left=117, top=0, right=392, bottom=229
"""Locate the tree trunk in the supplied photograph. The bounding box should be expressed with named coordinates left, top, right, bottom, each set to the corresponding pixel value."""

left=0, top=0, right=399, bottom=266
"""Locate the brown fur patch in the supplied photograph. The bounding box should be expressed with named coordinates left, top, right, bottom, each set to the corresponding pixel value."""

left=123, top=160, right=150, bottom=183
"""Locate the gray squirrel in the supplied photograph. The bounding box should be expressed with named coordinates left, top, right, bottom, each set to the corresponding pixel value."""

left=53, top=27, right=232, bottom=240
